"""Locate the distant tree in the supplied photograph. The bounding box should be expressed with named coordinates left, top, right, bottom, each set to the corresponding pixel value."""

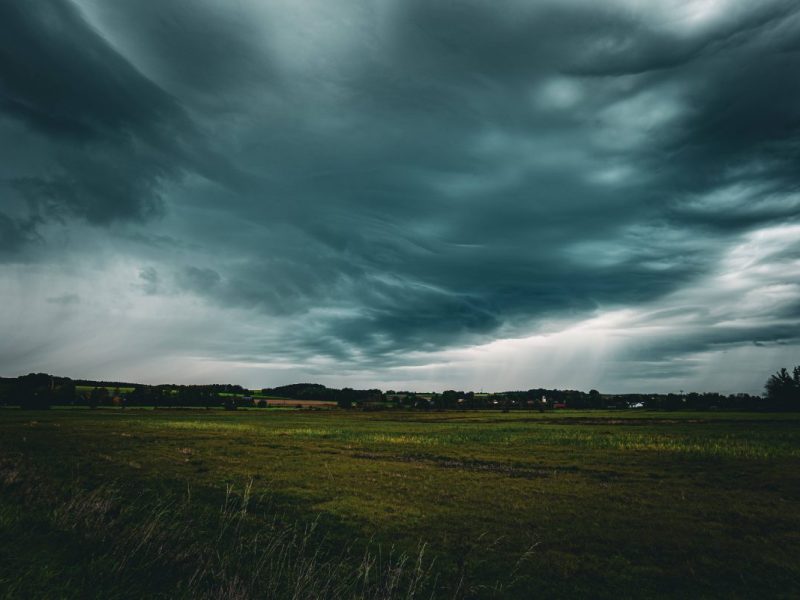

left=765, top=366, right=800, bottom=410
left=441, top=390, right=461, bottom=410
left=16, top=374, right=55, bottom=410
left=127, top=386, right=152, bottom=407
left=461, top=391, right=475, bottom=409
left=153, top=387, right=168, bottom=408
left=52, top=380, right=76, bottom=405
left=88, top=386, right=109, bottom=409
left=204, top=391, right=221, bottom=409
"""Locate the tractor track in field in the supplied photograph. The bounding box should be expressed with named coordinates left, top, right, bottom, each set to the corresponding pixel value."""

left=350, top=451, right=622, bottom=481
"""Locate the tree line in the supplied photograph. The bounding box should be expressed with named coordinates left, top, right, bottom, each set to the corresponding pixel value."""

left=260, top=383, right=383, bottom=407
left=1, top=365, right=798, bottom=411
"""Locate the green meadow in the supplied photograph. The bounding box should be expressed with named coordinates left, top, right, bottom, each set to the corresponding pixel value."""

left=1, top=409, right=799, bottom=598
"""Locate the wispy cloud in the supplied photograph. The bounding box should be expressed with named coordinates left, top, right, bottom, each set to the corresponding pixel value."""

left=1, top=0, right=798, bottom=392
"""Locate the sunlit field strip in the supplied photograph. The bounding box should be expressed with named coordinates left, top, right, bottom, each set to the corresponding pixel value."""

left=137, top=417, right=800, bottom=460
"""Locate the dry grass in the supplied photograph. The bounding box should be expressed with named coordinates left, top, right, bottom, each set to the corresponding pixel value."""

left=0, top=458, right=441, bottom=599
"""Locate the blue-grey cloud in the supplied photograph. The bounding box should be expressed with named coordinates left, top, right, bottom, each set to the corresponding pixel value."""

left=1, top=0, right=799, bottom=392
left=0, top=0, right=186, bottom=227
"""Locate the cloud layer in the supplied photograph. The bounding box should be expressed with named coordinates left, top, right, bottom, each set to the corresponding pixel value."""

left=1, top=0, right=799, bottom=392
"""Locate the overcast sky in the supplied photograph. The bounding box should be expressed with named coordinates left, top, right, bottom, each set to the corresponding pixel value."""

left=1, top=0, right=799, bottom=393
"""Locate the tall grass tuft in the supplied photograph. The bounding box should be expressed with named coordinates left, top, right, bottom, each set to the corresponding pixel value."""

left=0, top=459, right=440, bottom=599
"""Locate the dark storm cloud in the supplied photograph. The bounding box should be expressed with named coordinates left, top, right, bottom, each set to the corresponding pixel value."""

left=0, top=211, right=37, bottom=256
left=160, top=0, right=800, bottom=360
left=2, top=0, right=800, bottom=388
left=0, top=1, right=180, bottom=139
left=620, top=323, right=800, bottom=366
left=371, top=0, right=800, bottom=202
left=177, top=266, right=222, bottom=293
left=0, top=2, right=170, bottom=228
left=0, top=0, right=224, bottom=235
left=78, top=1, right=279, bottom=99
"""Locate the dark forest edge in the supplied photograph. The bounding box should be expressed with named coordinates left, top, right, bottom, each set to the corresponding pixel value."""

left=2, top=366, right=799, bottom=412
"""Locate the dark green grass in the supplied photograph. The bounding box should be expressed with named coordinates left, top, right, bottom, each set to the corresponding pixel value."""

left=1, top=409, right=799, bottom=598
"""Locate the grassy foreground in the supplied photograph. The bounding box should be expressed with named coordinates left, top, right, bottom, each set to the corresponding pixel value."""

left=1, top=409, right=799, bottom=599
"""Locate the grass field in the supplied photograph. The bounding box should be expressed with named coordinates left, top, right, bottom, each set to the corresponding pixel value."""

left=1, top=409, right=799, bottom=598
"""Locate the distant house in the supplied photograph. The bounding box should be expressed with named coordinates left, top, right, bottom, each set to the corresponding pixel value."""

left=553, top=402, right=567, bottom=409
